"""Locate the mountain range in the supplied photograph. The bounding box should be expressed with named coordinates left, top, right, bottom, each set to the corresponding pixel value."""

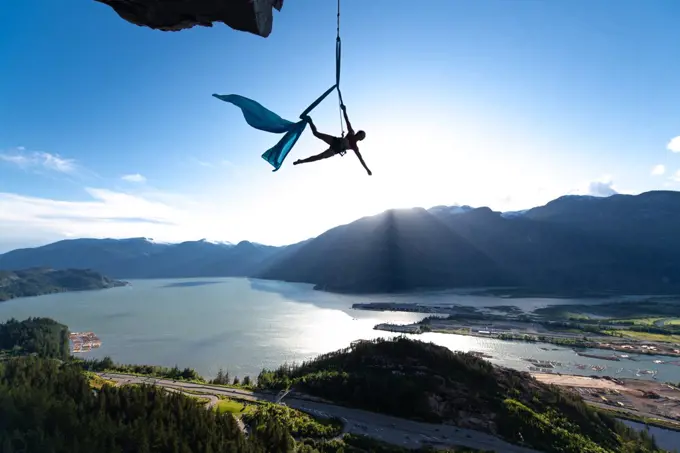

left=2, top=190, right=680, bottom=295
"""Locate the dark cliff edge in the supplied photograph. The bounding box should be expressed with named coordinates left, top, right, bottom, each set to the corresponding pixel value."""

left=95, top=0, right=283, bottom=37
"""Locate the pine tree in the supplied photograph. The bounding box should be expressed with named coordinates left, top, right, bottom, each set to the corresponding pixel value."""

left=214, top=368, right=225, bottom=384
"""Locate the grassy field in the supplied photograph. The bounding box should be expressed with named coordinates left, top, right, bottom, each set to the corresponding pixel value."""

left=606, top=330, right=680, bottom=343
left=610, top=317, right=666, bottom=326
left=432, top=327, right=471, bottom=335
left=214, top=398, right=253, bottom=415
left=84, top=372, right=116, bottom=389
left=534, top=299, right=680, bottom=320
left=563, top=312, right=592, bottom=320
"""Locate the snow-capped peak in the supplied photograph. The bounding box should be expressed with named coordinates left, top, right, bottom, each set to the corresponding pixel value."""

left=500, top=210, right=528, bottom=218
left=143, top=237, right=173, bottom=245
left=198, top=238, right=234, bottom=246
left=428, top=205, right=474, bottom=216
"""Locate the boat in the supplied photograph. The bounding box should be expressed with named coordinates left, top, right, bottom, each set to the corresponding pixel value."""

left=575, top=351, right=620, bottom=361
left=528, top=366, right=554, bottom=373
left=470, top=351, right=493, bottom=359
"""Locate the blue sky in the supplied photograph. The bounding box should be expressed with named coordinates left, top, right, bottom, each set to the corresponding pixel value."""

left=1, top=0, right=680, bottom=251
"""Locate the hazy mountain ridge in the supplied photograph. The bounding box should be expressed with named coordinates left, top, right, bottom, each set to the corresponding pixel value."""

left=0, top=238, right=282, bottom=279
left=2, top=191, right=680, bottom=294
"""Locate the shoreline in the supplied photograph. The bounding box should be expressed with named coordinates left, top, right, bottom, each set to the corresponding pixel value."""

left=0, top=279, right=129, bottom=303
left=374, top=322, right=680, bottom=358
left=531, top=372, right=680, bottom=431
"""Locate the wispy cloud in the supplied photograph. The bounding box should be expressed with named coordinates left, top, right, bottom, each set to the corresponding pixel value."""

left=672, top=170, right=680, bottom=182
left=0, top=148, right=78, bottom=174
left=121, top=173, right=147, bottom=183
left=37, top=214, right=174, bottom=225
left=191, top=157, right=215, bottom=168
left=0, top=188, right=188, bottom=248
left=0, top=182, right=318, bottom=252
left=190, top=157, right=237, bottom=169
left=651, top=164, right=666, bottom=176
left=669, top=137, right=680, bottom=153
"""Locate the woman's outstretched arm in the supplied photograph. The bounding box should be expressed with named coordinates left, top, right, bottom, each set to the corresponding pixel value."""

left=353, top=148, right=372, bottom=175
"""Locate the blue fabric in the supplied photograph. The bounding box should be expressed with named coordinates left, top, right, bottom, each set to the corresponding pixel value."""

left=212, top=94, right=295, bottom=134
left=213, top=85, right=338, bottom=171
left=299, top=84, right=336, bottom=118
left=261, top=120, right=307, bottom=171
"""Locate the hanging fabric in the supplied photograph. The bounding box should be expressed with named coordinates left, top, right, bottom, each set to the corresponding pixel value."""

left=335, top=0, right=346, bottom=137
left=213, top=0, right=346, bottom=172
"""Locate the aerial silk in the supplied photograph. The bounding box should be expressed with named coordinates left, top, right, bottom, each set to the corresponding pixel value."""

left=213, top=85, right=336, bottom=171
left=213, top=0, right=346, bottom=172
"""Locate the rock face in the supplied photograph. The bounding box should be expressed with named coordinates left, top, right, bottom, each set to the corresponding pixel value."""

left=95, top=0, right=284, bottom=37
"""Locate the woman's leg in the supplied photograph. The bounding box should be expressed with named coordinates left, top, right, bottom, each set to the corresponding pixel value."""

left=294, top=148, right=336, bottom=165
left=312, top=130, right=335, bottom=146
left=303, top=115, right=335, bottom=146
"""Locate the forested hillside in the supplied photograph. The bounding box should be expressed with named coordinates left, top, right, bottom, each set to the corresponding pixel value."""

left=0, top=268, right=125, bottom=302
left=0, top=317, right=489, bottom=453
left=257, top=337, right=660, bottom=453
left=0, top=317, right=69, bottom=360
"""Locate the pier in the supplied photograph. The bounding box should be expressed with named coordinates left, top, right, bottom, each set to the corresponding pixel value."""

left=69, top=331, right=101, bottom=353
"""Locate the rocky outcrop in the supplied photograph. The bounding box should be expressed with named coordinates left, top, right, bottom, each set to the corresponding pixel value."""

left=95, top=0, right=284, bottom=37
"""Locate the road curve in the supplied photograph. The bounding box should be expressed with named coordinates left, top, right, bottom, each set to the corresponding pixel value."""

left=98, top=372, right=541, bottom=453
left=166, top=388, right=219, bottom=409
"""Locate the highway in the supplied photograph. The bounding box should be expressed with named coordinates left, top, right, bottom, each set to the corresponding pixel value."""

left=99, top=372, right=541, bottom=453
left=587, top=400, right=680, bottom=426
left=164, top=387, right=219, bottom=409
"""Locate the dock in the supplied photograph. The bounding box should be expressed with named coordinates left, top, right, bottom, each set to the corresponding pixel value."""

left=69, top=331, right=101, bottom=353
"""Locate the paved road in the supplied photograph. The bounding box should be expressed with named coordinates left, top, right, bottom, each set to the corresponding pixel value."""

left=98, top=372, right=541, bottom=453
left=164, top=387, right=219, bottom=409
left=587, top=400, right=680, bottom=426
left=100, top=373, right=266, bottom=401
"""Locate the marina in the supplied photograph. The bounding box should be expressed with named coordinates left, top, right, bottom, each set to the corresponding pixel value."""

left=69, top=331, right=101, bottom=353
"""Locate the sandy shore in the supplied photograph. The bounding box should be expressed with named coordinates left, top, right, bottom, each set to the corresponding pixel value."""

left=533, top=373, right=627, bottom=390
left=534, top=372, right=680, bottom=422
